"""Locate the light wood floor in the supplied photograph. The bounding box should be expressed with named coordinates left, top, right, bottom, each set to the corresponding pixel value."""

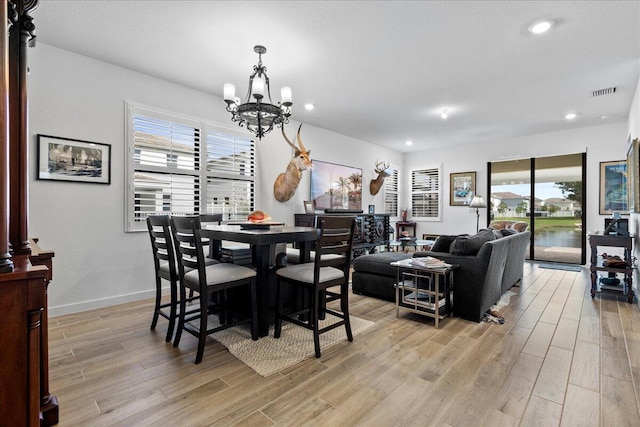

left=49, top=263, right=640, bottom=426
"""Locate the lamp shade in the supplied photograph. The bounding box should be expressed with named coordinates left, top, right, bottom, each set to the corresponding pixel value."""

left=469, top=195, right=487, bottom=208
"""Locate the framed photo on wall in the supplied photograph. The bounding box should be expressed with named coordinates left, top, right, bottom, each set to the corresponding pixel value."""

left=627, top=138, right=640, bottom=213
left=450, top=171, right=476, bottom=206
left=599, top=160, right=627, bottom=215
left=37, top=134, right=111, bottom=184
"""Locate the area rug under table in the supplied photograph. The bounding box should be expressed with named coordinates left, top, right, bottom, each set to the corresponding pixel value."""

left=208, top=315, right=376, bottom=377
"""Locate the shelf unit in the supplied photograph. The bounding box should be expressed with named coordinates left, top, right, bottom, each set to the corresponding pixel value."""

left=392, top=260, right=456, bottom=328
left=588, top=234, right=634, bottom=303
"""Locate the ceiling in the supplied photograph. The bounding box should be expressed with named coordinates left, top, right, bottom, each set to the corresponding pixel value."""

left=33, top=1, right=640, bottom=152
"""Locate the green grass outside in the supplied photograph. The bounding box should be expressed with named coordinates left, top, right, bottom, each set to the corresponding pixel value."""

left=493, top=216, right=581, bottom=230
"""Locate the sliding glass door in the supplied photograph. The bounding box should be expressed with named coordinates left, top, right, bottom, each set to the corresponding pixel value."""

left=489, top=153, right=586, bottom=264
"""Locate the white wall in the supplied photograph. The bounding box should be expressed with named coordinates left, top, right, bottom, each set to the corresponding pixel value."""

left=28, top=44, right=401, bottom=316
left=403, top=122, right=629, bottom=240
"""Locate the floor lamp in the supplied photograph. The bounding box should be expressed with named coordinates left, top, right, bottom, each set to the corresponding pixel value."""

left=469, top=195, right=487, bottom=233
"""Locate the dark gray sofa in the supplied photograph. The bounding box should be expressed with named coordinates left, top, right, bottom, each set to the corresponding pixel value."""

left=352, top=230, right=531, bottom=322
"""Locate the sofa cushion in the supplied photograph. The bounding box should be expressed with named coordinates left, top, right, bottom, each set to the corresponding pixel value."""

left=450, top=229, right=496, bottom=255
left=353, top=252, right=411, bottom=277
left=431, top=235, right=460, bottom=252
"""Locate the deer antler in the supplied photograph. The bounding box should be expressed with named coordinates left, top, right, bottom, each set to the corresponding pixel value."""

left=374, top=160, right=390, bottom=174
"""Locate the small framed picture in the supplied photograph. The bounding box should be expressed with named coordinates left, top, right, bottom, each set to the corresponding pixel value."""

left=450, top=171, right=476, bottom=206
left=304, top=200, right=315, bottom=214
left=599, top=160, right=627, bottom=215
left=37, top=134, right=111, bottom=184
left=368, top=204, right=375, bottom=214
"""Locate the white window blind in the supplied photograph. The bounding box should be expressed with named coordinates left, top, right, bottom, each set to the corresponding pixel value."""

left=410, top=166, right=442, bottom=220
left=126, top=103, right=255, bottom=231
left=384, top=168, right=398, bottom=216
left=205, top=129, right=255, bottom=220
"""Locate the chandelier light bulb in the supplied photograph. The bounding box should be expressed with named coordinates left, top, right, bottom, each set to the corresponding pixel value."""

left=281, top=87, right=292, bottom=105
left=251, top=76, right=265, bottom=99
left=223, top=83, right=235, bottom=102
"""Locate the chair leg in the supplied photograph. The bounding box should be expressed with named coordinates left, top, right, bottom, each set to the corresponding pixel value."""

left=195, top=291, right=208, bottom=364
left=274, top=277, right=283, bottom=339
left=312, top=289, right=321, bottom=358
left=249, top=279, right=258, bottom=341
left=341, top=282, right=353, bottom=342
left=173, top=284, right=187, bottom=347
left=150, top=275, right=162, bottom=331
left=165, top=277, right=178, bottom=342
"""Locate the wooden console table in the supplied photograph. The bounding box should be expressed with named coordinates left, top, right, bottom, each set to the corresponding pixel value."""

left=588, top=234, right=634, bottom=303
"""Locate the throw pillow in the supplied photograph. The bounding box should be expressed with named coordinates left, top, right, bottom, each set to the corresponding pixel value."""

left=500, top=228, right=517, bottom=237
left=450, top=229, right=496, bottom=255
left=431, top=234, right=461, bottom=252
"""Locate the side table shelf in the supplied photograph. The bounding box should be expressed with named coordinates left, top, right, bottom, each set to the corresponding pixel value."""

left=588, top=234, right=634, bottom=303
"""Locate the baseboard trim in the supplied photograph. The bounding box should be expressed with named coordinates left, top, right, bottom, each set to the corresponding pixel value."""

left=49, top=288, right=158, bottom=317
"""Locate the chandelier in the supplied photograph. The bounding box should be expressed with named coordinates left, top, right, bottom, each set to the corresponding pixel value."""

left=223, top=45, right=292, bottom=140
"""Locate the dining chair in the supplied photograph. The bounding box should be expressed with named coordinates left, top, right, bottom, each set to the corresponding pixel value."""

left=170, top=215, right=258, bottom=364
left=199, top=213, right=223, bottom=259
left=274, top=215, right=356, bottom=358
left=146, top=215, right=182, bottom=342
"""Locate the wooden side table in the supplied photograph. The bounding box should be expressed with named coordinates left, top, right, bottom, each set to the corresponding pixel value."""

left=396, top=221, right=417, bottom=238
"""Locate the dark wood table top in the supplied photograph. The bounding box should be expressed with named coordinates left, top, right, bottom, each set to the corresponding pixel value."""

left=201, top=224, right=318, bottom=245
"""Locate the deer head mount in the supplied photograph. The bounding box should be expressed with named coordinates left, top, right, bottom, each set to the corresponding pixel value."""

left=273, top=124, right=313, bottom=202
left=369, top=160, right=390, bottom=196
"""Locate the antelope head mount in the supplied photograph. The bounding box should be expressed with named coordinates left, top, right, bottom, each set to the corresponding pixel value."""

left=369, top=160, right=390, bottom=196
left=273, top=124, right=313, bottom=202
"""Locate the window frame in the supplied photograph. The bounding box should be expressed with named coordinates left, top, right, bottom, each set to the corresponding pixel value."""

left=125, top=102, right=255, bottom=232
left=409, top=164, right=442, bottom=221
left=383, top=167, right=399, bottom=217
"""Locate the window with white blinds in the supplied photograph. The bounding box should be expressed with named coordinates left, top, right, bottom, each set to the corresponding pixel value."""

left=410, top=166, right=442, bottom=221
left=384, top=168, right=398, bottom=216
left=126, top=103, right=255, bottom=231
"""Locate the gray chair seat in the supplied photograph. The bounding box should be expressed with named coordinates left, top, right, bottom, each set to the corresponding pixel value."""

left=276, top=263, right=343, bottom=283
left=183, top=263, right=256, bottom=288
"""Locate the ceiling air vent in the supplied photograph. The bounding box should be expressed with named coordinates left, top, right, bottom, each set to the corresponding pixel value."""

left=592, top=87, right=617, bottom=97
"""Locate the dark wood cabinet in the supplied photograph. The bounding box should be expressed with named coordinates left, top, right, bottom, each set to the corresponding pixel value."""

left=294, top=213, right=391, bottom=256
left=0, top=258, right=48, bottom=426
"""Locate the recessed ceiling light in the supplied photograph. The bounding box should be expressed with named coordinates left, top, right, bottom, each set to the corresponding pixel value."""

left=565, top=113, right=577, bottom=120
left=600, top=115, right=611, bottom=120
left=304, top=103, right=315, bottom=110
left=529, top=20, right=553, bottom=34
left=405, top=140, right=413, bottom=146
left=440, top=109, right=449, bottom=119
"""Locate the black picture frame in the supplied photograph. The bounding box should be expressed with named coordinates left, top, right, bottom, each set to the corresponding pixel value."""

left=37, top=134, right=111, bottom=185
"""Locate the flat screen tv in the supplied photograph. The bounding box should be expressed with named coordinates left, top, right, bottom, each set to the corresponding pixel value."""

left=310, top=159, right=362, bottom=211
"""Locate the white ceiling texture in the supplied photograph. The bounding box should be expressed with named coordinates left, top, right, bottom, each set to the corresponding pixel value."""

left=33, top=1, right=640, bottom=152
